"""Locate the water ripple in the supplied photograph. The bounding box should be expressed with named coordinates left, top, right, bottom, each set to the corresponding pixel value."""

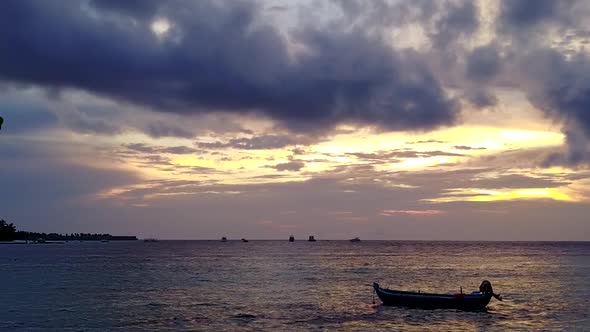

left=0, top=241, right=589, bottom=331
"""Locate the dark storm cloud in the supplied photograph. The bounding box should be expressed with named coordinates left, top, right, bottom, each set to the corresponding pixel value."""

left=89, top=0, right=160, bottom=18
left=525, top=50, right=590, bottom=132
left=0, top=0, right=458, bottom=133
left=498, top=0, right=563, bottom=29
left=464, top=89, right=498, bottom=108
left=431, top=0, right=479, bottom=49
left=461, top=43, right=501, bottom=109
left=542, top=128, right=590, bottom=166
left=518, top=49, right=590, bottom=165
left=331, top=0, right=482, bottom=94
left=496, top=0, right=589, bottom=43
left=466, top=45, right=501, bottom=82
left=484, top=0, right=590, bottom=165
left=331, top=0, right=437, bottom=28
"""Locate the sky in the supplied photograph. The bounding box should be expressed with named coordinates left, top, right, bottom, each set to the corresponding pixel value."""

left=1, top=0, right=590, bottom=240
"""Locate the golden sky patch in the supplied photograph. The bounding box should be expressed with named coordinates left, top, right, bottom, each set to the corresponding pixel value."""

left=427, top=187, right=576, bottom=203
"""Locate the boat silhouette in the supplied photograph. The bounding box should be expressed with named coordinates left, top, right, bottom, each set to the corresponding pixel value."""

left=373, top=280, right=502, bottom=310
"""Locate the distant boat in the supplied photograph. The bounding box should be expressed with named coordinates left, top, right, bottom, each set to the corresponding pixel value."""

left=350, top=237, right=361, bottom=242
left=144, top=238, right=158, bottom=242
left=373, top=280, right=502, bottom=311
left=289, top=235, right=295, bottom=242
left=221, top=237, right=227, bottom=242
left=241, top=238, right=249, bottom=242
left=101, top=239, right=109, bottom=243
left=308, top=235, right=316, bottom=242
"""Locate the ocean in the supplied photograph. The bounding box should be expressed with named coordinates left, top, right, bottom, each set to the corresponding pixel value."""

left=1, top=241, right=589, bottom=331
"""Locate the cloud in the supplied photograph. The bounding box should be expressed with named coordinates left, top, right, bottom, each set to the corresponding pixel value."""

left=329, top=0, right=438, bottom=31
left=496, top=0, right=590, bottom=51
left=139, top=155, right=175, bottom=167
left=518, top=49, right=590, bottom=165
left=430, top=0, right=479, bottom=50
left=63, top=112, right=122, bottom=135
left=0, top=103, right=58, bottom=134
left=3, top=0, right=590, bottom=240
left=0, top=139, right=139, bottom=213
left=466, top=44, right=501, bottom=82
left=346, top=149, right=464, bottom=162
left=89, top=0, right=161, bottom=18
left=144, top=121, right=195, bottom=139
left=196, top=134, right=316, bottom=150
left=498, top=0, right=566, bottom=31
left=469, top=174, right=570, bottom=189
left=453, top=145, right=486, bottom=151
left=407, top=139, right=447, bottom=144
left=271, top=161, right=305, bottom=172
left=380, top=209, right=444, bottom=216
left=543, top=127, right=590, bottom=166
left=76, top=151, right=590, bottom=239
left=464, top=89, right=498, bottom=108
left=123, top=143, right=199, bottom=155
left=0, top=0, right=458, bottom=133
left=160, top=146, right=199, bottom=154
left=266, top=5, right=288, bottom=12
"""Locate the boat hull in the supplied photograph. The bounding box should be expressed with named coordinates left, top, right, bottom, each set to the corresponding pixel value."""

left=374, top=283, right=492, bottom=311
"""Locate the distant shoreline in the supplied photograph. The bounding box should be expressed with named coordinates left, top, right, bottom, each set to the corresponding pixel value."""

left=0, top=238, right=138, bottom=244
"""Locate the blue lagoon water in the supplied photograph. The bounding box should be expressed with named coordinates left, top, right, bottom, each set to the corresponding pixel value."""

left=1, top=241, right=589, bottom=331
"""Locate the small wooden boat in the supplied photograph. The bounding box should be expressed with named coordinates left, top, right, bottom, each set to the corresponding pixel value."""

left=373, top=280, right=501, bottom=311
left=350, top=237, right=361, bottom=242
left=241, top=238, right=249, bottom=242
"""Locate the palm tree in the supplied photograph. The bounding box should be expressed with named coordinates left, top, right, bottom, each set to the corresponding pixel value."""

left=0, top=219, right=16, bottom=241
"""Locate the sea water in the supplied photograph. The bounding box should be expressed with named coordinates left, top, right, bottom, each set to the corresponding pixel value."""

left=1, top=241, right=589, bottom=331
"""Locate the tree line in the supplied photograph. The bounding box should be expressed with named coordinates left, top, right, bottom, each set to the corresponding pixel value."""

left=0, top=219, right=136, bottom=241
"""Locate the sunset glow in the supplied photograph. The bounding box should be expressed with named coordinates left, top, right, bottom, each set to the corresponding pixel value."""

left=1, top=0, right=590, bottom=240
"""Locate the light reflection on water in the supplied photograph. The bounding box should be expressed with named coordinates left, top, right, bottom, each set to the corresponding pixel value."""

left=1, top=241, right=589, bottom=331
